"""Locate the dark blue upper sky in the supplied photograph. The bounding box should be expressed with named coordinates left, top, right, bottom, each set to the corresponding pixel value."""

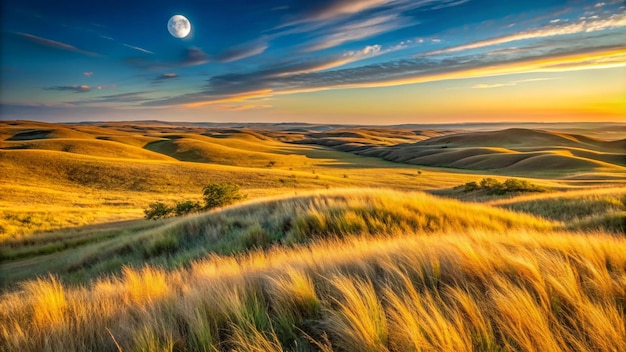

left=1, top=0, right=624, bottom=123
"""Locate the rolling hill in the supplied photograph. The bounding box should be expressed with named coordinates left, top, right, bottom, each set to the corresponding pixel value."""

left=350, top=128, right=626, bottom=174
left=2, top=120, right=508, bottom=238
left=2, top=120, right=626, bottom=351
left=1, top=188, right=624, bottom=352
left=0, top=188, right=553, bottom=288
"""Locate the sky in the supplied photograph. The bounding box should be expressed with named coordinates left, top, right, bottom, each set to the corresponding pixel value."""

left=1, top=0, right=625, bottom=124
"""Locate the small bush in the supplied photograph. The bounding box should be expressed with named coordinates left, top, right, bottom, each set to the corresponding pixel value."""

left=144, top=202, right=173, bottom=220
left=479, top=178, right=505, bottom=195
left=175, top=200, right=202, bottom=216
left=503, top=178, right=546, bottom=193
left=463, top=181, right=479, bottom=192
left=203, top=183, right=246, bottom=210
left=464, top=178, right=546, bottom=195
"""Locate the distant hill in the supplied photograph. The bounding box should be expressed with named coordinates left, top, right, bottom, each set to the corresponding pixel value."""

left=313, top=128, right=626, bottom=174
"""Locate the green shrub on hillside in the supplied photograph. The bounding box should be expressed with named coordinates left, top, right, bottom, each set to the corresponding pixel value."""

left=144, top=202, right=173, bottom=220
left=464, top=178, right=546, bottom=195
left=480, top=178, right=505, bottom=195
left=175, top=200, right=202, bottom=216
left=144, top=183, right=246, bottom=220
left=202, top=183, right=246, bottom=209
left=463, top=181, right=479, bottom=192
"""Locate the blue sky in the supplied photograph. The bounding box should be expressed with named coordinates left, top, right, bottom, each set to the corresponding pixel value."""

left=1, top=0, right=624, bottom=123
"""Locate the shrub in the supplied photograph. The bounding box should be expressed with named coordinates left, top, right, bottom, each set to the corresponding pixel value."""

left=464, top=178, right=546, bottom=195
left=480, top=178, right=505, bottom=195
left=175, top=200, right=202, bottom=216
left=202, top=183, right=246, bottom=210
left=144, top=202, right=173, bottom=220
left=503, top=178, right=544, bottom=193
left=463, top=181, right=479, bottom=192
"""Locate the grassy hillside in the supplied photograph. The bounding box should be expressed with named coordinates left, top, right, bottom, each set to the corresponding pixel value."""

left=0, top=189, right=552, bottom=288
left=0, top=138, right=176, bottom=160
left=2, top=120, right=625, bottom=351
left=1, top=121, right=512, bottom=238
left=347, top=128, right=626, bottom=175
left=487, top=187, right=626, bottom=233
left=0, top=189, right=624, bottom=351
left=2, top=120, right=623, bottom=238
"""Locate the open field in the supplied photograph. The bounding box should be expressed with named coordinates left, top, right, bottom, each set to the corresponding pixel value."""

left=1, top=120, right=625, bottom=351
left=1, top=189, right=625, bottom=351
left=0, top=189, right=554, bottom=288
left=2, top=120, right=624, bottom=238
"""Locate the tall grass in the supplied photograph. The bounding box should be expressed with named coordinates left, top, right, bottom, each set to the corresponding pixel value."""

left=1, top=189, right=552, bottom=288
left=490, top=188, right=626, bottom=233
left=1, top=229, right=624, bottom=351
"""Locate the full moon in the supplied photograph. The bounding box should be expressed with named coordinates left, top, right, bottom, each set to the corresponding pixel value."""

left=167, top=15, right=191, bottom=38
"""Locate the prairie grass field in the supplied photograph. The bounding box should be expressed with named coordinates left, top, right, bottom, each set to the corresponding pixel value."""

left=0, top=120, right=625, bottom=351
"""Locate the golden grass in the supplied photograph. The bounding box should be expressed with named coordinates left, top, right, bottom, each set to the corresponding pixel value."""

left=2, top=121, right=625, bottom=351
left=4, top=120, right=623, bottom=239
left=0, top=135, right=500, bottom=239
left=1, top=229, right=624, bottom=351
left=0, top=188, right=552, bottom=288
left=0, top=138, right=175, bottom=160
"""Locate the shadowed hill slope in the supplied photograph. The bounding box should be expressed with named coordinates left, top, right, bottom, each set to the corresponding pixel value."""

left=0, top=138, right=176, bottom=160
left=350, top=128, right=626, bottom=173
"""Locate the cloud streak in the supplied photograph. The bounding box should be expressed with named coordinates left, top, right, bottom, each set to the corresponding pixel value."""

left=45, top=85, right=92, bottom=93
left=16, top=32, right=100, bottom=56
left=152, top=73, right=178, bottom=84
left=272, top=0, right=468, bottom=52
left=123, top=44, right=154, bottom=54
left=471, top=77, right=559, bottom=89
left=216, top=40, right=268, bottom=62
left=302, top=14, right=413, bottom=52
left=126, top=47, right=209, bottom=69
left=142, top=44, right=626, bottom=107
left=67, top=91, right=155, bottom=105
left=425, top=12, right=626, bottom=56
left=284, top=0, right=388, bottom=24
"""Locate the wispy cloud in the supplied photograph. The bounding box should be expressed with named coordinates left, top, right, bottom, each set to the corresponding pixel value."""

left=152, top=73, right=178, bottom=84
left=155, top=73, right=178, bottom=80
left=67, top=91, right=155, bottom=105
left=83, top=72, right=94, bottom=77
left=471, top=77, right=559, bottom=89
left=214, top=104, right=272, bottom=111
left=283, top=0, right=469, bottom=25
left=126, top=47, right=209, bottom=70
left=16, top=32, right=100, bottom=56
left=181, top=47, right=210, bottom=66
left=430, top=0, right=470, bottom=10
left=272, top=0, right=468, bottom=52
left=45, top=85, right=92, bottom=93
left=216, top=40, right=268, bottom=62
left=284, top=0, right=388, bottom=24
left=123, top=44, right=154, bottom=54
left=425, top=12, right=626, bottom=56
left=302, top=14, right=413, bottom=52
left=143, top=44, right=626, bottom=107
left=275, top=44, right=384, bottom=76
